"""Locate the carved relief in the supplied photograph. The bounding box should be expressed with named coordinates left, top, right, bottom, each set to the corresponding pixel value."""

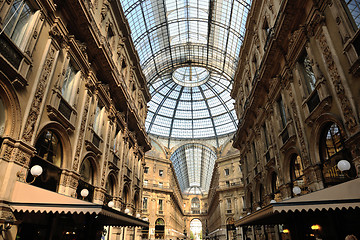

left=317, top=30, right=358, bottom=134
left=22, top=45, right=57, bottom=142
left=73, top=92, right=91, bottom=171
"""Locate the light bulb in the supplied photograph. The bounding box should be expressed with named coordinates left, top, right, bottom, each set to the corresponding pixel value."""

left=124, top=208, right=130, bottom=214
left=337, top=160, right=351, bottom=171
left=136, top=213, right=141, bottom=218
left=80, top=189, right=89, bottom=197
left=30, top=165, right=43, bottom=177
left=256, top=206, right=261, bottom=210
left=108, top=201, right=114, bottom=208
left=293, top=186, right=301, bottom=195
left=270, top=200, right=277, bottom=204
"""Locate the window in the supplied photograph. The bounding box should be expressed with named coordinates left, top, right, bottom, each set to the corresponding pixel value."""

left=344, top=0, right=360, bottom=29
left=227, top=199, right=232, bottom=209
left=143, top=197, right=148, bottom=209
left=79, top=158, right=94, bottom=185
left=224, top=168, right=230, bottom=176
left=159, top=169, right=163, bottom=177
left=277, top=97, right=287, bottom=128
left=226, top=181, right=230, bottom=187
left=290, top=155, right=306, bottom=195
left=30, top=130, right=63, bottom=192
left=319, top=122, right=354, bottom=186
left=35, top=130, right=62, bottom=167
left=143, top=180, right=148, bottom=186
left=105, top=176, right=114, bottom=196
left=263, top=124, right=269, bottom=149
left=158, top=199, right=163, bottom=211
left=144, top=166, right=149, bottom=174
left=93, top=102, right=105, bottom=135
left=191, top=197, right=200, bottom=209
left=271, top=172, right=281, bottom=201
left=252, top=142, right=258, bottom=164
left=259, top=184, right=265, bottom=205
left=61, top=63, right=79, bottom=104
left=3, top=0, right=37, bottom=49
left=299, top=53, right=316, bottom=94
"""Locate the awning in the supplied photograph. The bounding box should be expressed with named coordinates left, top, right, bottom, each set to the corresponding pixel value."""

left=7, top=181, right=148, bottom=227
left=235, top=178, right=360, bottom=226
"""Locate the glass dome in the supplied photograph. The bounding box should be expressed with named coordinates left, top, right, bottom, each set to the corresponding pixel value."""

left=120, top=0, right=251, bottom=142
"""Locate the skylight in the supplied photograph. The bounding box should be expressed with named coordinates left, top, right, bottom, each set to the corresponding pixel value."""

left=120, top=0, right=251, bottom=144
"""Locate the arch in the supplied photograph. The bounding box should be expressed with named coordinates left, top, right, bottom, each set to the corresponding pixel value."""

left=79, top=152, right=101, bottom=186
left=190, top=218, right=202, bottom=240
left=105, top=172, right=117, bottom=196
left=282, top=146, right=301, bottom=184
left=122, top=184, right=130, bottom=204
left=191, top=197, right=200, bottom=209
left=133, top=190, right=140, bottom=210
left=0, top=74, right=22, bottom=139
left=317, top=121, right=354, bottom=186
left=309, top=113, right=346, bottom=166
left=35, top=122, right=72, bottom=169
left=155, top=218, right=165, bottom=239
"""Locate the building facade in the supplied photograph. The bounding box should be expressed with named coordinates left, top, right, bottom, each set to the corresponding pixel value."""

left=231, top=0, right=360, bottom=239
left=0, top=0, right=151, bottom=239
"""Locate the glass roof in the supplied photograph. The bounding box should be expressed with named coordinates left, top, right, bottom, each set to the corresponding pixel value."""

left=170, top=143, right=216, bottom=194
left=120, top=0, right=251, bottom=141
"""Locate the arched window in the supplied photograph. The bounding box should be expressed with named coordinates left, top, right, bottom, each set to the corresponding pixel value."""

left=105, top=175, right=115, bottom=205
left=191, top=197, right=200, bottom=209
left=271, top=172, right=281, bottom=201
left=35, top=130, right=62, bottom=167
left=155, top=218, right=165, bottom=239
left=29, top=130, right=63, bottom=192
left=93, top=102, right=105, bottom=135
left=259, top=184, right=265, bottom=206
left=319, top=122, right=353, bottom=186
left=77, top=158, right=95, bottom=201
left=290, top=154, right=307, bottom=196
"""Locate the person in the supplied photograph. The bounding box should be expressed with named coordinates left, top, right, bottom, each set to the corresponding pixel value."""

left=345, top=235, right=358, bottom=240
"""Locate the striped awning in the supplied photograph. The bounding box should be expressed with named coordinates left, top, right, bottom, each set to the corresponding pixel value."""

left=235, top=178, right=360, bottom=226
left=7, top=181, right=148, bottom=227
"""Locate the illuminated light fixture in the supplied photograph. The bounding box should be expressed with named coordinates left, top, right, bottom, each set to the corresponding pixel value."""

left=80, top=189, right=89, bottom=198
left=136, top=213, right=141, bottom=218
left=283, top=229, right=290, bottom=234
left=124, top=208, right=130, bottom=214
left=337, top=160, right=351, bottom=171
left=143, top=218, right=149, bottom=222
left=292, top=186, right=301, bottom=195
left=107, top=201, right=114, bottom=208
left=311, top=224, right=321, bottom=230
left=256, top=207, right=261, bottom=210
left=26, top=165, right=43, bottom=184
left=270, top=200, right=277, bottom=204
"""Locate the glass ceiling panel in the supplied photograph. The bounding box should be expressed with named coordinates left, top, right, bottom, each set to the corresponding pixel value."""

left=120, top=0, right=251, bottom=142
left=170, top=143, right=217, bottom=193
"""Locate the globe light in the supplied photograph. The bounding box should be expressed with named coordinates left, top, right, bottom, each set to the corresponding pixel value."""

left=270, top=200, right=277, bottom=204
left=337, top=160, right=351, bottom=171
left=247, top=212, right=250, bottom=215
left=143, top=217, right=149, bottom=222
left=30, top=165, right=43, bottom=177
left=80, top=189, right=89, bottom=198
left=136, top=213, right=141, bottom=218
left=293, top=186, right=301, bottom=195
left=108, top=201, right=114, bottom=208
left=256, top=207, right=261, bottom=211
left=124, top=208, right=130, bottom=214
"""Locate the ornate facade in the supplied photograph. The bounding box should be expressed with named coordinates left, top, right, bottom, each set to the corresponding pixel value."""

left=142, top=138, right=244, bottom=240
left=231, top=0, right=360, bottom=239
left=0, top=0, right=151, bottom=239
